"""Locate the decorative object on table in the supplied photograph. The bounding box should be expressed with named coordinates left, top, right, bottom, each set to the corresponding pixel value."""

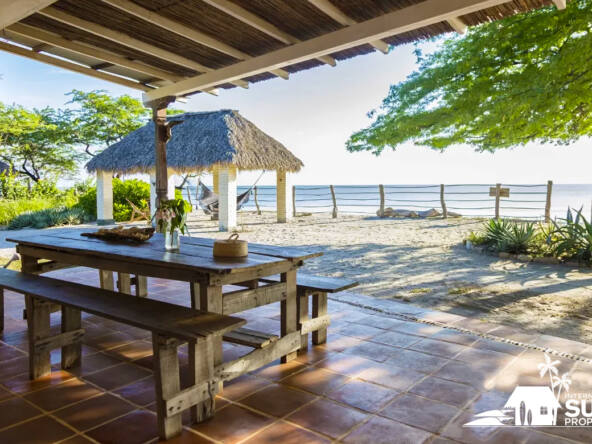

left=213, top=233, right=248, bottom=258
left=154, top=198, right=188, bottom=251
left=82, top=226, right=155, bottom=243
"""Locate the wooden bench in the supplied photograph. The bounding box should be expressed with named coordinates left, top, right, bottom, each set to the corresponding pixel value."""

left=0, top=268, right=245, bottom=440
left=260, top=273, right=358, bottom=349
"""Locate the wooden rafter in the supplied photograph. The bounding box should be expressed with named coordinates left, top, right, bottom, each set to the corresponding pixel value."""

left=0, top=0, right=57, bottom=29
left=100, top=0, right=290, bottom=80
left=144, top=0, right=517, bottom=102
left=6, top=23, right=183, bottom=82
left=0, top=40, right=151, bottom=91
left=552, top=0, right=567, bottom=9
left=201, top=0, right=336, bottom=67
left=306, top=0, right=389, bottom=54
left=446, top=17, right=467, bottom=34
left=38, top=6, right=250, bottom=89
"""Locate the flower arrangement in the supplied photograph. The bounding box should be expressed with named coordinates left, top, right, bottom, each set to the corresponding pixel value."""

left=154, top=198, right=188, bottom=236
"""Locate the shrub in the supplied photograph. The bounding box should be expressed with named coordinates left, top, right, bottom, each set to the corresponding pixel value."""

left=470, top=218, right=539, bottom=254
left=549, top=208, right=592, bottom=264
left=0, top=198, right=56, bottom=225
left=7, top=207, right=91, bottom=230
left=77, top=178, right=150, bottom=222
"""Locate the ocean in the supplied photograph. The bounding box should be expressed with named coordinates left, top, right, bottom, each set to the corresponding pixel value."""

left=184, top=184, right=592, bottom=221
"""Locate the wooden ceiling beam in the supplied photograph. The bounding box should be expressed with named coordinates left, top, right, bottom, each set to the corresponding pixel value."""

left=100, top=0, right=290, bottom=80
left=446, top=17, right=467, bottom=34
left=0, top=0, right=57, bottom=30
left=145, top=0, right=517, bottom=101
left=38, top=6, right=249, bottom=89
left=552, top=0, right=567, bottom=9
left=201, top=0, right=336, bottom=67
left=307, top=0, right=389, bottom=54
left=6, top=23, right=184, bottom=82
left=0, top=40, right=151, bottom=91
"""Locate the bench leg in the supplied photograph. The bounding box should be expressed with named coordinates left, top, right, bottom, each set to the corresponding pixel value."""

left=99, top=270, right=114, bottom=291
left=281, top=270, right=298, bottom=363
left=117, top=273, right=131, bottom=294
left=188, top=336, right=218, bottom=423
left=312, top=292, right=328, bottom=345
left=61, top=306, right=82, bottom=369
left=25, top=296, right=52, bottom=379
left=199, top=285, right=223, bottom=391
left=134, top=275, right=148, bottom=298
left=297, top=289, right=309, bottom=352
left=152, top=334, right=183, bottom=440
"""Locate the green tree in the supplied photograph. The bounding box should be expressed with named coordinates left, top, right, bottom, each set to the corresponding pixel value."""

left=0, top=103, right=81, bottom=182
left=347, top=0, right=591, bottom=154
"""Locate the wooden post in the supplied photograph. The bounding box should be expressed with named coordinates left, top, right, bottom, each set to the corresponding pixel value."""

left=276, top=170, right=292, bottom=223
left=312, top=292, right=328, bottom=345
left=292, top=185, right=297, bottom=217
left=379, top=184, right=385, bottom=217
left=211, top=167, right=219, bottom=221
left=218, top=166, right=237, bottom=231
left=330, top=185, right=338, bottom=218
left=147, top=96, right=176, bottom=226
left=545, top=180, right=553, bottom=223
left=0, top=288, right=3, bottom=332
left=96, top=170, right=114, bottom=225
left=25, top=296, right=52, bottom=379
left=188, top=336, right=217, bottom=423
left=117, top=272, right=132, bottom=294
left=495, top=183, right=501, bottom=219
left=440, top=184, right=448, bottom=218
left=297, top=290, right=309, bottom=352
left=254, top=186, right=261, bottom=215
left=99, top=270, right=114, bottom=291
left=135, top=275, right=148, bottom=297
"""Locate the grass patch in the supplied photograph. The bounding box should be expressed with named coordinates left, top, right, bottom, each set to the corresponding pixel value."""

left=0, top=256, right=21, bottom=271
left=448, top=287, right=474, bottom=295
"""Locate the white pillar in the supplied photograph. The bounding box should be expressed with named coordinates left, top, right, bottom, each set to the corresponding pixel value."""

left=218, top=166, right=237, bottom=232
left=96, top=170, right=113, bottom=225
left=276, top=170, right=292, bottom=223
left=150, top=171, right=176, bottom=220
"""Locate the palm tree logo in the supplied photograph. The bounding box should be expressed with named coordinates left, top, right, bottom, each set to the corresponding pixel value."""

left=552, top=372, right=572, bottom=424
left=538, top=353, right=560, bottom=388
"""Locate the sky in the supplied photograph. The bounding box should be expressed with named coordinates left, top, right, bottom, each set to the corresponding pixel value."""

left=1, top=38, right=590, bottom=187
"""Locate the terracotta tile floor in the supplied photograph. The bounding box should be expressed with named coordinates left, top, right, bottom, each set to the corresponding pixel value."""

left=1, top=267, right=592, bottom=443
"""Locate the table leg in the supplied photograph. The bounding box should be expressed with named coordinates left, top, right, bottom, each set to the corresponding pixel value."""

left=312, top=292, right=328, bottom=345
left=199, top=284, right=223, bottom=389
left=135, top=275, right=148, bottom=297
left=152, top=334, right=182, bottom=440
left=61, top=306, right=82, bottom=369
left=25, top=295, right=52, bottom=379
left=188, top=336, right=217, bottom=423
left=117, top=273, right=132, bottom=294
left=99, top=270, right=114, bottom=291
left=281, top=270, right=298, bottom=363
left=189, top=282, right=200, bottom=310
left=0, top=288, right=4, bottom=332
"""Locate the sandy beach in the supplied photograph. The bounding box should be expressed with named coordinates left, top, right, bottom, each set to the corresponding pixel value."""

left=2, top=211, right=591, bottom=344
left=185, top=212, right=592, bottom=344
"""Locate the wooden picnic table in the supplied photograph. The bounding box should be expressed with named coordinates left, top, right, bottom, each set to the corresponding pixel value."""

left=7, top=228, right=322, bottom=366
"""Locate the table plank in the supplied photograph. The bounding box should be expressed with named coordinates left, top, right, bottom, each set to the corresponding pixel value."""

left=7, top=231, right=286, bottom=275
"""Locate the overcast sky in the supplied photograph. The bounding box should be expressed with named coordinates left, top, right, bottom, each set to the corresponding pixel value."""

left=1, top=38, right=589, bottom=186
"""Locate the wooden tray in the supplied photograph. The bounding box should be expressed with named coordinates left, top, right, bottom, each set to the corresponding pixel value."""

left=82, top=226, right=155, bottom=244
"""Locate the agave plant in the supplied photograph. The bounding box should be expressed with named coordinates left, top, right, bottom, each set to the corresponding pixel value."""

left=498, top=222, right=537, bottom=254
left=483, top=218, right=513, bottom=246
left=550, top=208, right=592, bottom=264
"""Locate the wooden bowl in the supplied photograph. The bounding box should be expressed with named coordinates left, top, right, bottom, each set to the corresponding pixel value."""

left=213, top=233, right=248, bottom=258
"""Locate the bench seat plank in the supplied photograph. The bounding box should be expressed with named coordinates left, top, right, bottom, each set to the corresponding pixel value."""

left=261, top=273, right=358, bottom=293
left=0, top=268, right=244, bottom=341
left=223, top=327, right=278, bottom=349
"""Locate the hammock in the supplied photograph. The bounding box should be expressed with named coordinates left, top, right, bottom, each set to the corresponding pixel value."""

left=198, top=172, right=264, bottom=215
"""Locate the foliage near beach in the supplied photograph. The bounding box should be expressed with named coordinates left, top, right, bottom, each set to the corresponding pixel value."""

left=467, top=209, right=592, bottom=264
left=348, top=0, right=591, bottom=154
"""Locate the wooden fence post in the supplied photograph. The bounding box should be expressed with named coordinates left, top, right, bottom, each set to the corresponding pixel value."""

left=545, top=180, right=553, bottom=223
left=254, top=186, right=261, bottom=215
left=440, top=184, right=447, bottom=218
left=292, top=185, right=296, bottom=217
left=378, top=184, right=385, bottom=217
left=495, top=183, right=501, bottom=219
left=329, top=185, right=338, bottom=218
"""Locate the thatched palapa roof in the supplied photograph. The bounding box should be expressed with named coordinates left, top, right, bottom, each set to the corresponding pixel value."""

left=86, top=110, right=303, bottom=175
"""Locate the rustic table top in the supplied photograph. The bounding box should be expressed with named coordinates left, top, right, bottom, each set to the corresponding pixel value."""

left=7, top=228, right=304, bottom=275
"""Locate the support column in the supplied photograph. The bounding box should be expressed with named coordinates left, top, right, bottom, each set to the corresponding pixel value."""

left=96, top=170, right=114, bottom=225
left=218, top=166, right=237, bottom=232
left=150, top=171, right=176, bottom=220
left=211, top=167, right=219, bottom=221
left=276, top=170, right=292, bottom=223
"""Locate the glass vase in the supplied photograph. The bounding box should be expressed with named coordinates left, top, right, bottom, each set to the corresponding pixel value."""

left=165, top=228, right=180, bottom=251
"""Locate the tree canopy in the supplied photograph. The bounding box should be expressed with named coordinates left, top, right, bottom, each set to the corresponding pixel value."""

left=347, top=0, right=592, bottom=155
